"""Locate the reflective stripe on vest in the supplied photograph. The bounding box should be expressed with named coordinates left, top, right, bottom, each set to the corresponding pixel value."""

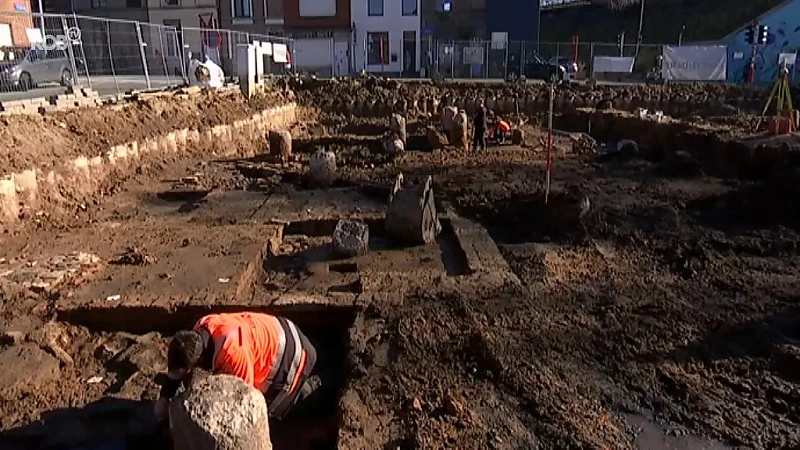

left=265, top=317, right=304, bottom=417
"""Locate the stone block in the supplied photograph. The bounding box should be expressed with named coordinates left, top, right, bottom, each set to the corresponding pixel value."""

left=309, top=149, right=337, bottom=187
left=385, top=174, right=440, bottom=245
left=332, top=219, right=369, bottom=257
left=268, top=130, right=292, bottom=161
left=426, top=127, right=448, bottom=150
left=170, top=374, right=272, bottom=450
left=390, top=113, right=407, bottom=144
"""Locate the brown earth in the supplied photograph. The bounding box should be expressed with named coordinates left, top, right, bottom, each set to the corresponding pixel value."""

left=0, top=88, right=290, bottom=174
left=1, top=84, right=800, bottom=449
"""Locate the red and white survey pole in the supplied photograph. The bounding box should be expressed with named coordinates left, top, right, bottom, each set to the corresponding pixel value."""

left=545, top=81, right=554, bottom=204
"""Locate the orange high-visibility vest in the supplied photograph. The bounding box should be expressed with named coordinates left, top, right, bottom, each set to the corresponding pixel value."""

left=193, top=313, right=308, bottom=397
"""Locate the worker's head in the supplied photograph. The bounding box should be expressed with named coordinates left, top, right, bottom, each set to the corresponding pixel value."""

left=167, top=330, right=204, bottom=378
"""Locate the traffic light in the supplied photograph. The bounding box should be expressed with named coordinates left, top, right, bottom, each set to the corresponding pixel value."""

left=745, top=25, right=755, bottom=44
left=758, top=25, right=769, bottom=44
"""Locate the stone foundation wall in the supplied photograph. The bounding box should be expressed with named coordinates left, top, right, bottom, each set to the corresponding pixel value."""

left=0, top=103, right=297, bottom=227
left=562, top=109, right=795, bottom=178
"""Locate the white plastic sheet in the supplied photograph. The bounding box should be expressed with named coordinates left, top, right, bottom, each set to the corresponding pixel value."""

left=592, top=56, right=635, bottom=73
left=661, top=45, right=726, bottom=81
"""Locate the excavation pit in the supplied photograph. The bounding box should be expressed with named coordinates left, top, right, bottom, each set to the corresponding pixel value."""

left=264, top=217, right=470, bottom=296
left=1, top=304, right=358, bottom=450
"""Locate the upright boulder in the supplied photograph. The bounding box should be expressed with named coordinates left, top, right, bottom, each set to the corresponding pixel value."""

left=451, top=111, right=469, bottom=152
left=441, top=106, right=458, bottom=135
left=385, top=173, right=441, bottom=245
left=332, top=219, right=370, bottom=257
left=309, top=149, right=337, bottom=187
left=390, top=113, right=407, bottom=145
left=169, top=374, right=271, bottom=450
left=268, top=130, right=292, bottom=162
left=425, top=126, right=448, bottom=150
left=384, top=138, right=405, bottom=155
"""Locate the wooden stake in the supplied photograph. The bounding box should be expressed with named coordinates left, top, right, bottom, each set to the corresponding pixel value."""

left=545, top=82, right=554, bottom=204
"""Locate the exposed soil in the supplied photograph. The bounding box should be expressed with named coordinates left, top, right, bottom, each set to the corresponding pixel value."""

left=1, top=82, right=800, bottom=449
left=0, top=88, right=290, bottom=173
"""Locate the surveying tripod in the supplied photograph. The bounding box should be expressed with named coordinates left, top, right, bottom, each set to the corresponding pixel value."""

left=755, top=61, right=795, bottom=131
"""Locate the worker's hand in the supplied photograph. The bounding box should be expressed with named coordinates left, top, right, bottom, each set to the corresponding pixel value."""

left=154, top=398, right=169, bottom=420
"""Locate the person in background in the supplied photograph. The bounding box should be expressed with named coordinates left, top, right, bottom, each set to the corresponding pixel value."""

left=472, top=99, right=487, bottom=151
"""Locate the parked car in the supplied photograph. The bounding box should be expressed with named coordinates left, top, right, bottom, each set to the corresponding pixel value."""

left=0, top=48, right=75, bottom=91
left=505, top=53, right=568, bottom=83
left=548, top=56, right=580, bottom=74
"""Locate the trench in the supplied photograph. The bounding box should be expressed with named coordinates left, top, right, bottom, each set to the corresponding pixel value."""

left=48, top=304, right=358, bottom=450
left=276, top=217, right=470, bottom=277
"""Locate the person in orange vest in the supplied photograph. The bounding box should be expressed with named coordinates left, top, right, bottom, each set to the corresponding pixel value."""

left=154, top=312, right=319, bottom=420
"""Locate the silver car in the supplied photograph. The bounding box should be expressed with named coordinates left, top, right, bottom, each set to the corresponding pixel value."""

left=0, top=48, right=75, bottom=91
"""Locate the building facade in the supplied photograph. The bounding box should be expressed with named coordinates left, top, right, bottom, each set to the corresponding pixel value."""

left=284, top=0, right=351, bottom=75
left=420, top=0, right=484, bottom=40
left=352, top=0, right=419, bottom=74
left=146, top=0, right=217, bottom=75
left=0, top=0, right=34, bottom=46
left=723, top=0, right=797, bottom=85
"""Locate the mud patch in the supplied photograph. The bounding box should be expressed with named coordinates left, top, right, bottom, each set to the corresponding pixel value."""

left=459, top=191, right=588, bottom=244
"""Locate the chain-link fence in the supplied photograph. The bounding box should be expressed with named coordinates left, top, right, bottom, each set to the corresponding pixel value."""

left=0, top=11, right=294, bottom=97
left=367, top=38, right=664, bottom=83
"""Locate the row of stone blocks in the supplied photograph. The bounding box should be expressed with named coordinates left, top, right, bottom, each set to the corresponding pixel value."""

left=0, top=103, right=298, bottom=226
left=0, top=87, right=102, bottom=115
left=326, top=95, right=763, bottom=117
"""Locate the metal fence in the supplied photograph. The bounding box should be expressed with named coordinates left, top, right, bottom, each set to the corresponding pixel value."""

left=414, top=39, right=662, bottom=83
left=0, top=11, right=293, bottom=96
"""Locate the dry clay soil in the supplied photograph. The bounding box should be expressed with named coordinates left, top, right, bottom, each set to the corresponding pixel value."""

left=0, top=85, right=799, bottom=449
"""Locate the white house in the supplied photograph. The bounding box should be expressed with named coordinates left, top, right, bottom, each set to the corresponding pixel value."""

left=351, top=0, right=420, bottom=74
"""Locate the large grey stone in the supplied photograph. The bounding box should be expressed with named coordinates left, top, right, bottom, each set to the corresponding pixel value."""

left=309, top=149, right=337, bottom=187
left=268, top=130, right=292, bottom=162
left=389, top=113, right=407, bottom=144
left=169, top=374, right=272, bottom=450
left=385, top=174, right=441, bottom=245
left=384, top=138, right=405, bottom=155
left=333, top=219, right=369, bottom=257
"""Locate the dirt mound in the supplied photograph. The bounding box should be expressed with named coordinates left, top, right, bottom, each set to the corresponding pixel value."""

left=291, top=77, right=766, bottom=113
left=0, top=89, right=289, bottom=174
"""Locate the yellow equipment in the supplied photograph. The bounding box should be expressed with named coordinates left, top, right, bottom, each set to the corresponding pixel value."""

left=755, top=61, right=795, bottom=132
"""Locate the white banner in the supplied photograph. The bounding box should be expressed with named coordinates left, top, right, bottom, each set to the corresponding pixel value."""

left=592, top=56, right=635, bottom=73
left=272, top=43, right=288, bottom=64
left=662, top=45, right=726, bottom=81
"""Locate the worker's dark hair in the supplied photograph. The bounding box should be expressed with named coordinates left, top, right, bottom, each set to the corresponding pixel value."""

left=167, top=330, right=204, bottom=372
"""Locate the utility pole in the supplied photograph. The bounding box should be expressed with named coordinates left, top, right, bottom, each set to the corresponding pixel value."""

left=636, top=0, right=645, bottom=55
left=678, top=24, right=685, bottom=46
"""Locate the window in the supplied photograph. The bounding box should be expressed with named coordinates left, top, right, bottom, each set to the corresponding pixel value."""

left=163, top=20, right=181, bottom=58
left=367, top=32, right=389, bottom=65
left=163, top=0, right=180, bottom=6
left=368, top=0, right=383, bottom=16
left=299, top=0, right=335, bottom=17
left=402, top=0, right=417, bottom=15
left=126, top=0, right=141, bottom=8
left=91, top=0, right=105, bottom=8
left=438, top=0, right=450, bottom=12
left=233, top=0, right=253, bottom=18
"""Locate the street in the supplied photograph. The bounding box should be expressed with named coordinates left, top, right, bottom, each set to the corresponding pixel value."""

left=0, top=75, right=179, bottom=102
